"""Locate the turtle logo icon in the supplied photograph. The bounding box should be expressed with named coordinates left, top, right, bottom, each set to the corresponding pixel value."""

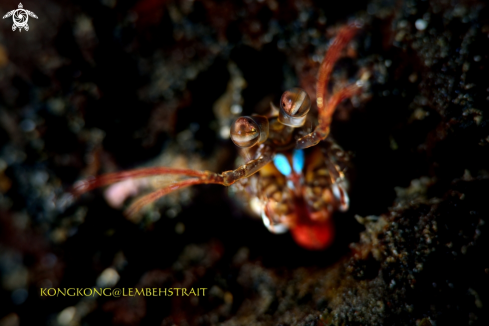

left=3, top=3, right=38, bottom=32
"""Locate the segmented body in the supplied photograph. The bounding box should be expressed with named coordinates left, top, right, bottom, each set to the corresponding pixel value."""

left=232, top=129, right=351, bottom=250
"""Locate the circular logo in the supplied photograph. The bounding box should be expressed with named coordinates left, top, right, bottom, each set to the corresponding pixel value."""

left=13, top=9, right=28, bottom=28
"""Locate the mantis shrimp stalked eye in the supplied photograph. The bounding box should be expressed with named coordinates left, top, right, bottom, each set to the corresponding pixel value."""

left=230, top=116, right=269, bottom=148
left=71, top=22, right=367, bottom=250
left=278, top=88, right=311, bottom=127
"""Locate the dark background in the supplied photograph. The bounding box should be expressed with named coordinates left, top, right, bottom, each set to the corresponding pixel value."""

left=0, top=0, right=488, bottom=325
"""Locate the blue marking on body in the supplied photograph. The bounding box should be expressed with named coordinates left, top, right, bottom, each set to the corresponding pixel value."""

left=292, top=149, right=305, bottom=173
left=273, top=154, right=292, bottom=176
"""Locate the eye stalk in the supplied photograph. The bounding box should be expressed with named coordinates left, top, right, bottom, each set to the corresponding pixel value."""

left=230, top=115, right=269, bottom=148
left=278, top=88, right=311, bottom=127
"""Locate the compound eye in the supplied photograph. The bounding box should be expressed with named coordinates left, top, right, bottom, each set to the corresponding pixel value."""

left=278, top=88, right=311, bottom=127
left=230, top=116, right=269, bottom=148
left=281, top=88, right=310, bottom=116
